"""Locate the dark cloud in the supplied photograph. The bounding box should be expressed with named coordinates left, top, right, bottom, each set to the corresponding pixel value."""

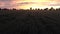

left=0, top=0, right=12, bottom=2
left=0, top=0, right=10, bottom=1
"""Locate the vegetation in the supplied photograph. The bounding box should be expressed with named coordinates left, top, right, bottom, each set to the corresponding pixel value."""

left=0, top=8, right=60, bottom=34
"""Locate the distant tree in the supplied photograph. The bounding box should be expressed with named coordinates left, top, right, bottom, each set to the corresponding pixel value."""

left=35, top=8, right=38, bottom=10
left=56, top=8, right=58, bottom=11
left=38, top=8, right=40, bottom=10
left=0, top=8, right=1, bottom=10
left=56, top=8, right=60, bottom=11
left=2, top=8, right=8, bottom=10
left=58, top=8, right=60, bottom=10
left=30, top=7, right=32, bottom=10
left=20, top=9, right=24, bottom=10
left=44, top=8, right=48, bottom=11
left=49, top=7, right=55, bottom=11
left=40, top=9, right=43, bottom=11
left=12, top=8, right=16, bottom=10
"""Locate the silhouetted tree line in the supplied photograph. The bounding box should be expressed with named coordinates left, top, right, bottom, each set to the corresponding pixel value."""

left=0, top=7, right=60, bottom=11
left=0, top=7, right=60, bottom=34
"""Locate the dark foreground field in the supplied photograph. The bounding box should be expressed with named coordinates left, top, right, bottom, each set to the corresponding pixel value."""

left=0, top=9, right=60, bottom=34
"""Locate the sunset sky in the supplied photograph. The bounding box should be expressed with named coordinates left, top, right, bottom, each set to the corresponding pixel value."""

left=0, top=0, right=60, bottom=9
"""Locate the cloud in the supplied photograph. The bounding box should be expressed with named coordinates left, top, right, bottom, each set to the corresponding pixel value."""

left=0, top=0, right=14, bottom=1
left=0, top=1, right=37, bottom=9
left=49, top=3, right=60, bottom=6
left=18, top=2, right=36, bottom=5
left=0, top=0, right=60, bottom=9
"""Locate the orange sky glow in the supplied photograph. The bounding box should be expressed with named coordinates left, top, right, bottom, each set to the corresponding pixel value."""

left=0, top=0, right=60, bottom=9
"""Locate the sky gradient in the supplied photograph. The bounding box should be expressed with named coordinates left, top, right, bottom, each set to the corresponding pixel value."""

left=0, top=0, right=60, bottom=9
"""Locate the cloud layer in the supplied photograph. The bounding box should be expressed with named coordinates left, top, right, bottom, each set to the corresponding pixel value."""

left=0, top=0, right=60, bottom=9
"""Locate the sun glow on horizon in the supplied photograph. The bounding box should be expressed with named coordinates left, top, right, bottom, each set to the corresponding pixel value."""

left=17, top=0, right=60, bottom=9
left=0, top=0, right=60, bottom=9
